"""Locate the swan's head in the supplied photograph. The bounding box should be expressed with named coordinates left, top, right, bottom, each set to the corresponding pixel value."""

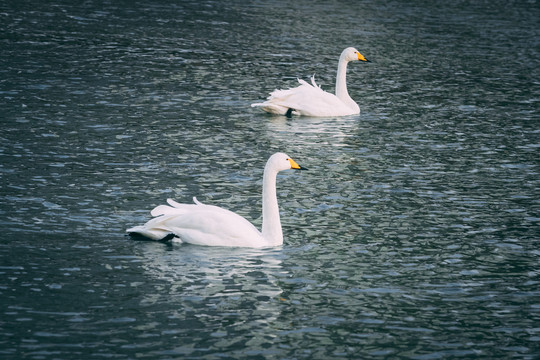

left=267, top=152, right=308, bottom=172
left=342, top=47, right=371, bottom=63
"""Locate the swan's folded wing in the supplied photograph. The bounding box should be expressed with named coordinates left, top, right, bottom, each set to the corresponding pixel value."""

left=128, top=202, right=264, bottom=247
left=160, top=206, right=263, bottom=247
left=250, top=78, right=320, bottom=115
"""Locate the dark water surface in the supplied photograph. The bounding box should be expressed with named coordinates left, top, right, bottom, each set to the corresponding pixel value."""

left=1, top=0, right=539, bottom=359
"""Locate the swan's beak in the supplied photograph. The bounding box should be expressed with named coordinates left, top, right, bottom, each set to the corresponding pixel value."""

left=289, top=158, right=308, bottom=171
left=357, top=52, right=371, bottom=62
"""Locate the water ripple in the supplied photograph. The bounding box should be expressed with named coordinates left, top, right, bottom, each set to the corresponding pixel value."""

left=1, top=0, right=539, bottom=359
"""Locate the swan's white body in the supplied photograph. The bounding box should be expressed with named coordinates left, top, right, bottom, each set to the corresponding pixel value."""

left=126, top=153, right=306, bottom=248
left=251, top=47, right=370, bottom=117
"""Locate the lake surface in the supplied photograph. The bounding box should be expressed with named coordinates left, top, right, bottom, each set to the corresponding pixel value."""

left=1, top=0, right=539, bottom=359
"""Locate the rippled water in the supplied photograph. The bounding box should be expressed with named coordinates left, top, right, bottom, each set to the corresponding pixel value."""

left=1, top=0, right=539, bottom=359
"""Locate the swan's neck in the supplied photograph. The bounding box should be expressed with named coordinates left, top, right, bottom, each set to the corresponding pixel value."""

left=335, top=55, right=357, bottom=110
left=261, top=166, right=283, bottom=246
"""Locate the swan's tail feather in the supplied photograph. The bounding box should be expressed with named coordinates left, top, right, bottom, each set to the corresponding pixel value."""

left=251, top=102, right=289, bottom=115
left=126, top=225, right=173, bottom=241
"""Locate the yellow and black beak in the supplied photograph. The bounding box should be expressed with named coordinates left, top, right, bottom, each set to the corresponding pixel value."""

left=357, top=52, right=371, bottom=63
left=288, top=158, right=308, bottom=171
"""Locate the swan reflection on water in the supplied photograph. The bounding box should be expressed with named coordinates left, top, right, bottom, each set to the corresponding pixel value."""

left=135, top=241, right=286, bottom=317
left=265, top=115, right=360, bottom=148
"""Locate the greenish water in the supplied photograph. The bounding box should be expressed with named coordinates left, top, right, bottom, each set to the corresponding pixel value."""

left=1, top=0, right=539, bottom=359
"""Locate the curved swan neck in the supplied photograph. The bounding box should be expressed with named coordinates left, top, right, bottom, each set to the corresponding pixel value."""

left=261, top=164, right=283, bottom=246
left=335, top=53, right=351, bottom=102
left=335, top=52, right=360, bottom=113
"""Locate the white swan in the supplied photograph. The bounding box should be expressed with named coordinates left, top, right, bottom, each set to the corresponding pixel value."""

left=126, top=153, right=307, bottom=248
left=251, top=47, right=370, bottom=117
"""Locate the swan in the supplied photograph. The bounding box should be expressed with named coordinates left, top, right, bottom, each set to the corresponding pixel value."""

left=126, top=152, right=307, bottom=248
left=251, top=47, right=370, bottom=117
